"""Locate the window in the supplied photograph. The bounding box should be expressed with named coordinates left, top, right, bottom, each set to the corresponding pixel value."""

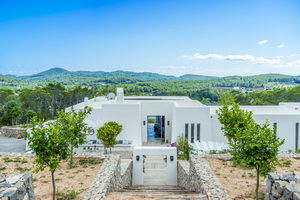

left=197, top=123, right=200, bottom=141
left=273, top=123, right=277, bottom=133
left=185, top=124, right=189, bottom=139
left=296, top=123, right=299, bottom=151
left=191, top=124, right=195, bottom=143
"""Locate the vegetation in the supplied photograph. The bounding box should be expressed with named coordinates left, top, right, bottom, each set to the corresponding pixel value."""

left=218, top=104, right=284, bottom=200
left=177, top=136, right=193, bottom=160
left=55, top=107, right=93, bottom=167
left=26, top=117, right=70, bottom=200
left=97, top=122, right=122, bottom=153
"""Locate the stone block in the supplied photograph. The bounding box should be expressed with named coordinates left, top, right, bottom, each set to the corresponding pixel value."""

left=272, top=181, right=288, bottom=198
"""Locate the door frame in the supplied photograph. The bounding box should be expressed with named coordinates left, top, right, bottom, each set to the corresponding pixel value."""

left=146, top=115, right=166, bottom=143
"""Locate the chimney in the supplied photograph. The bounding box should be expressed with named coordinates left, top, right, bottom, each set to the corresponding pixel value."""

left=84, top=97, right=89, bottom=107
left=116, top=88, right=124, bottom=103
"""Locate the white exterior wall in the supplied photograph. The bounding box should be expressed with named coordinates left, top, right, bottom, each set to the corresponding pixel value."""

left=171, top=106, right=211, bottom=143
left=210, top=113, right=300, bottom=151
left=85, top=103, right=142, bottom=146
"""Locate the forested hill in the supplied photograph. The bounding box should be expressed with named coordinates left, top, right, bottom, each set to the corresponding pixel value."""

left=1, top=67, right=300, bottom=90
left=20, top=67, right=218, bottom=82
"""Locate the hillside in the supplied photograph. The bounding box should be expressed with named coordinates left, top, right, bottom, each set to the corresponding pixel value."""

left=1, top=67, right=300, bottom=91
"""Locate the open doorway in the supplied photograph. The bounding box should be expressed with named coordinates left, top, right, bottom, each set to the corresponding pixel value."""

left=147, top=116, right=165, bottom=143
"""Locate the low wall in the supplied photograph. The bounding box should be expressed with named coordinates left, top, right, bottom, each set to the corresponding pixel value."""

left=0, top=126, right=27, bottom=137
left=0, top=174, right=35, bottom=200
left=177, top=155, right=230, bottom=199
left=84, top=155, right=132, bottom=200
left=266, top=172, right=300, bottom=199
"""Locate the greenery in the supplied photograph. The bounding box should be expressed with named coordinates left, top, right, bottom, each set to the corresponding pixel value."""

left=177, top=136, right=193, bottom=160
left=57, top=189, right=82, bottom=200
left=26, top=117, right=70, bottom=200
left=55, top=107, right=93, bottom=167
left=218, top=104, right=284, bottom=200
left=97, top=122, right=122, bottom=154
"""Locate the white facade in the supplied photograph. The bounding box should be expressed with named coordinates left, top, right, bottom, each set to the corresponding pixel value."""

left=67, top=88, right=300, bottom=152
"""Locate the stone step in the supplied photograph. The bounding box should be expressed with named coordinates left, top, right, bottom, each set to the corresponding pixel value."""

left=104, top=185, right=208, bottom=200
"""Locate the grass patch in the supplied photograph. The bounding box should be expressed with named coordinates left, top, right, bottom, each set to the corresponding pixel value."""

left=0, top=166, right=6, bottom=171
left=78, top=158, right=102, bottom=166
left=3, top=157, right=28, bottom=163
left=278, top=159, right=292, bottom=167
left=57, top=189, right=81, bottom=200
left=15, top=167, right=31, bottom=173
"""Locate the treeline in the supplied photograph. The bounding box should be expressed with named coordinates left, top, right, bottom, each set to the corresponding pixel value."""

left=0, top=84, right=100, bottom=126
left=1, top=82, right=300, bottom=126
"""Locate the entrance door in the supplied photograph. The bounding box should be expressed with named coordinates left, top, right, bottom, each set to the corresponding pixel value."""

left=143, top=155, right=167, bottom=185
left=147, top=116, right=165, bottom=143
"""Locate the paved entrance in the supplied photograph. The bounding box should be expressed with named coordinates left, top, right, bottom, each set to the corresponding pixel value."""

left=132, top=147, right=177, bottom=186
left=143, top=155, right=167, bottom=185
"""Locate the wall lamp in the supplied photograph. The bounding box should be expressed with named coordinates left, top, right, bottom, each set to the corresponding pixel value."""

left=170, top=156, right=174, bottom=162
left=143, top=121, right=146, bottom=126
left=136, top=155, right=140, bottom=161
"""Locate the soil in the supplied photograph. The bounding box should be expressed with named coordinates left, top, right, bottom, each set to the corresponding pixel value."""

left=206, top=157, right=300, bottom=200
left=0, top=155, right=103, bottom=200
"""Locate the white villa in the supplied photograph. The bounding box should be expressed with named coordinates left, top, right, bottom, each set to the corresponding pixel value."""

left=67, top=88, right=300, bottom=152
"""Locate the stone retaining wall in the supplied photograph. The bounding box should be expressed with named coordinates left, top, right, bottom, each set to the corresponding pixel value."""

left=177, top=155, right=230, bottom=199
left=266, top=172, right=300, bottom=199
left=0, top=126, right=27, bottom=137
left=84, top=155, right=132, bottom=200
left=0, top=174, right=35, bottom=200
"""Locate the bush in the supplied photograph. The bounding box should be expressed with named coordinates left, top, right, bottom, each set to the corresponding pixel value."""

left=57, top=189, right=81, bottom=200
left=177, top=136, right=193, bottom=160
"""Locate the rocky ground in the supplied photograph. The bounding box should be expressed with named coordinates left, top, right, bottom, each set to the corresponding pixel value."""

left=206, top=157, right=300, bottom=199
left=0, top=155, right=103, bottom=200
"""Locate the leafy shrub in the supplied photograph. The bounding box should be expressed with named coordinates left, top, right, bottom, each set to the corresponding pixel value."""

left=177, top=136, right=193, bottom=160
left=278, top=159, right=292, bottom=167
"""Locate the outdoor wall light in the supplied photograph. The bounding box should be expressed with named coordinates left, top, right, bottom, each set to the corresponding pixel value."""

left=143, top=121, right=146, bottom=125
left=167, top=121, right=170, bottom=125
left=170, top=156, right=174, bottom=161
left=136, top=155, right=140, bottom=161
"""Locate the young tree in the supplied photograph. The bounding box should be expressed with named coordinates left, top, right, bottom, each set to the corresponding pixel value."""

left=218, top=104, right=284, bottom=200
left=97, top=122, right=122, bottom=154
left=26, top=117, right=69, bottom=200
left=56, top=106, right=92, bottom=167
left=177, top=136, right=193, bottom=160
left=217, top=103, right=255, bottom=143
left=230, top=122, right=284, bottom=199
left=218, top=91, right=236, bottom=105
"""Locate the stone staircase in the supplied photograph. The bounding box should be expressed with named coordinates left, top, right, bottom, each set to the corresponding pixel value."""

left=104, top=185, right=208, bottom=200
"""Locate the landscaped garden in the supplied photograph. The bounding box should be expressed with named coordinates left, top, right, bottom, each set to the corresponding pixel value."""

left=0, top=155, right=103, bottom=200
left=206, top=157, right=300, bottom=199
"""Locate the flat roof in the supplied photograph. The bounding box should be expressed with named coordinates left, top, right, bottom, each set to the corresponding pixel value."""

left=209, top=105, right=300, bottom=115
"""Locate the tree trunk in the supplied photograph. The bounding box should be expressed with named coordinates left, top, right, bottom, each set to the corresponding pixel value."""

left=110, top=148, right=112, bottom=154
left=51, top=171, right=56, bottom=200
left=256, top=166, right=260, bottom=200
left=69, top=145, right=74, bottom=167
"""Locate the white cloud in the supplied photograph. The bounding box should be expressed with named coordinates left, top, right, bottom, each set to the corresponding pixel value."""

left=182, top=53, right=281, bottom=65
left=258, top=40, right=268, bottom=45
left=287, top=60, right=300, bottom=66
left=277, top=44, right=284, bottom=48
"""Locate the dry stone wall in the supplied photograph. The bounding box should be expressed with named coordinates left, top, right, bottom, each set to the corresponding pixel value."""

left=0, top=126, right=27, bottom=137
left=0, top=174, right=35, bottom=200
left=177, top=155, right=230, bottom=199
left=84, top=155, right=132, bottom=200
left=266, top=172, right=300, bottom=200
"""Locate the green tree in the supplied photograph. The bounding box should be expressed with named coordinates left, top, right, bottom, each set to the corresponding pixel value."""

left=218, top=91, right=236, bottom=105
left=218, top=104, right=284, bottom=200
left=217, top=103, right=255, bottom=143
left=26, top=117, right=69, bottom=200
left=56, top=106, right=93, bottom=167
left=2, top=100, right=21, bottom=125
left=97, top=122, right=122, bottom=154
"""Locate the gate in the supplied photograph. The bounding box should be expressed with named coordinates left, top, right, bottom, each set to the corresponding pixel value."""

left=132, top=147, right=177, bottom=186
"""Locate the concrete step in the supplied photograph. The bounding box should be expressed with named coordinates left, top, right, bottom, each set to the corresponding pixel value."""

left=104, top=185, right=208, bottom=200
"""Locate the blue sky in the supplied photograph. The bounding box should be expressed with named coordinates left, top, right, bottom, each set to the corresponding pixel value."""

left=0, top=0, right=300, bottom=76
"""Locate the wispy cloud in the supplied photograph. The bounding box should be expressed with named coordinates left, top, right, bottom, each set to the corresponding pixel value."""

left=182, top=53, right=280, bottom=65
left=277, top=44, right=284, bottom=48
left=258, top=40, right=268, bottom=45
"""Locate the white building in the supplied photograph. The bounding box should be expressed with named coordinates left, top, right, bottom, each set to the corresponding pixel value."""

left=67, top=88, right=300, bottom=152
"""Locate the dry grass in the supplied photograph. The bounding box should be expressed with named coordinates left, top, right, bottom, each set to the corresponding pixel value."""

left=0, top=155, right=103, bottom=200
left=206, top=157, right=300, bottom=200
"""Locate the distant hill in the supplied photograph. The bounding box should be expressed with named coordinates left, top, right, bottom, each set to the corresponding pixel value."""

left=20, top=67, right=218, bottom=82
